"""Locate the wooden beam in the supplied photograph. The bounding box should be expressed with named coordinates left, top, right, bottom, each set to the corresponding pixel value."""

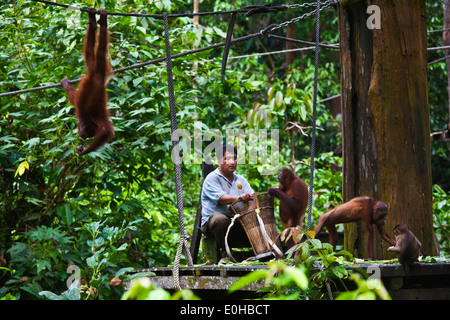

left=126, top=263, right=450, bottom=300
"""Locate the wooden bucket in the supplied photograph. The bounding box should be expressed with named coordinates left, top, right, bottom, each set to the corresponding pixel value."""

left=228, top=192, right=283, bottom=261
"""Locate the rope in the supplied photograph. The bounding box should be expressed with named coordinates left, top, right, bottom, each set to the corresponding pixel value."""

left=31, top=0, right=291, bottom=19
left=229, top=46, right=328, bottom=60
left=0, top=82, right=67, bottom=97
left=0, top=30, right=258, bottom=98
left=428, top=45, right=450, bottom=51
left=267, top=34, right=339, bottom=49
left=0, top=26, right=266, bottom=98
left=427, top=27, right=450, bottom=33
left=225, top=214, right=240, bottom=263
left=428, top=55, right=450, bottom=65
left=306, top=0, right=334, bottom=301
left=307, top=0, right=321, bottom=233
left=221, top=12, right=236, bottom=77
left=1, top=1, right=339, bottom=98
left=253, top=194, right=284, bottom=259
left=163, top=12, right=193, bottom=291
left=255, top=211, right=284, bottom=258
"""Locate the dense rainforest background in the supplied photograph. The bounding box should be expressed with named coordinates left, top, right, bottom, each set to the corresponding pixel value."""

left=0, top=0, right=449, bottom=299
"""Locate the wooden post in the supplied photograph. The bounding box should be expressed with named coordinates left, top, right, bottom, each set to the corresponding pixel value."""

left=338, top=0, right=435, bottom=259
left=189, top=162, right=215, bottom=263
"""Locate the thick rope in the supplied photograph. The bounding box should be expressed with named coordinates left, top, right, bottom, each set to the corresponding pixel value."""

left=163, top=12, right=193, bottom=291
left=221, top=12, right=236, bottom=77
left=224, top=214, right=240, bottom=263
left=306, top=0, right=334, bottom=301
left=307, top=0, right=322, bottom=234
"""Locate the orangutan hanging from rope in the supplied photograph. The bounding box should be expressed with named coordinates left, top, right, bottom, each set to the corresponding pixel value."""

left=60, top=8, right=114, bottom=156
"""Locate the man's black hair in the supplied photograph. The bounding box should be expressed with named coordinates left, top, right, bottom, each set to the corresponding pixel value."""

left=217, top=145, right=237, bottom=161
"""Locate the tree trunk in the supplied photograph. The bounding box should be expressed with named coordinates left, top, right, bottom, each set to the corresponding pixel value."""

left=285, top=24, right=297, bottom=70
left=338, top=0, right=435, bottom=259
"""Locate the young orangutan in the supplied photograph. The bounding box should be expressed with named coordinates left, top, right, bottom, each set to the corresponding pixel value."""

left=314, top=196, right=396, bottom=260
left=268, top=168, right=309, bottom=229
left=60, top=9, right=114, bottom=156
left=268, top=168, right=308, bottom=249
left=388, top=224, right=422, bottom=273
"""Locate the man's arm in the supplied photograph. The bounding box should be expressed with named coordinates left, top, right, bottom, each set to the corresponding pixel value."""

left=218, top=193, right=252, bottom=205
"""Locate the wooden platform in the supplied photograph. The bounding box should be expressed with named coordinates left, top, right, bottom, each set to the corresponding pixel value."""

left=127, top=262, right=450, bottom=300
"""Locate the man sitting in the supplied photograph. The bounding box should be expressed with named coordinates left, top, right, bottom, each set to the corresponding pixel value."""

left=201, top=145, right=254, bottom=263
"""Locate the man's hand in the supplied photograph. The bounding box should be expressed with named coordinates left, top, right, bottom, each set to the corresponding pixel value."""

left=238, top=193, right=253, bottom=202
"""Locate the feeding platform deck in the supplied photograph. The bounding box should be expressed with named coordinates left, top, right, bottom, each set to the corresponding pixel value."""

left=127, top=262, right=450, bottom=300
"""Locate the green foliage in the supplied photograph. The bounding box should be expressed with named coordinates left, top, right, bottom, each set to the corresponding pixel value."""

left=427, top=1, right=450, bottom=192
left=4, top=218, right=140, bottom=299
left=0, top=0, right=448, bottom=301
left=335, top=273, right=391, bottom=301
left=229, top=238, right=391, bottom=300
left=229, top=261, right=309, bottom=300
left=433, top=185, right=450, bottom=255
left=228, top=238, right=350, bottom=300
left=122, top=277, right=200, bottom=300
left=39, top=279, right=81, bottom=301
left=0, top=0, right=223, bottom=299
left=4, top=226, right=76, bottom=299
left=290, top=237, right=353, bottom=298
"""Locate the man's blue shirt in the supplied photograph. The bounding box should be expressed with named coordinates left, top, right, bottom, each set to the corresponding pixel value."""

left=201, top=168, right=254, bottom=228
